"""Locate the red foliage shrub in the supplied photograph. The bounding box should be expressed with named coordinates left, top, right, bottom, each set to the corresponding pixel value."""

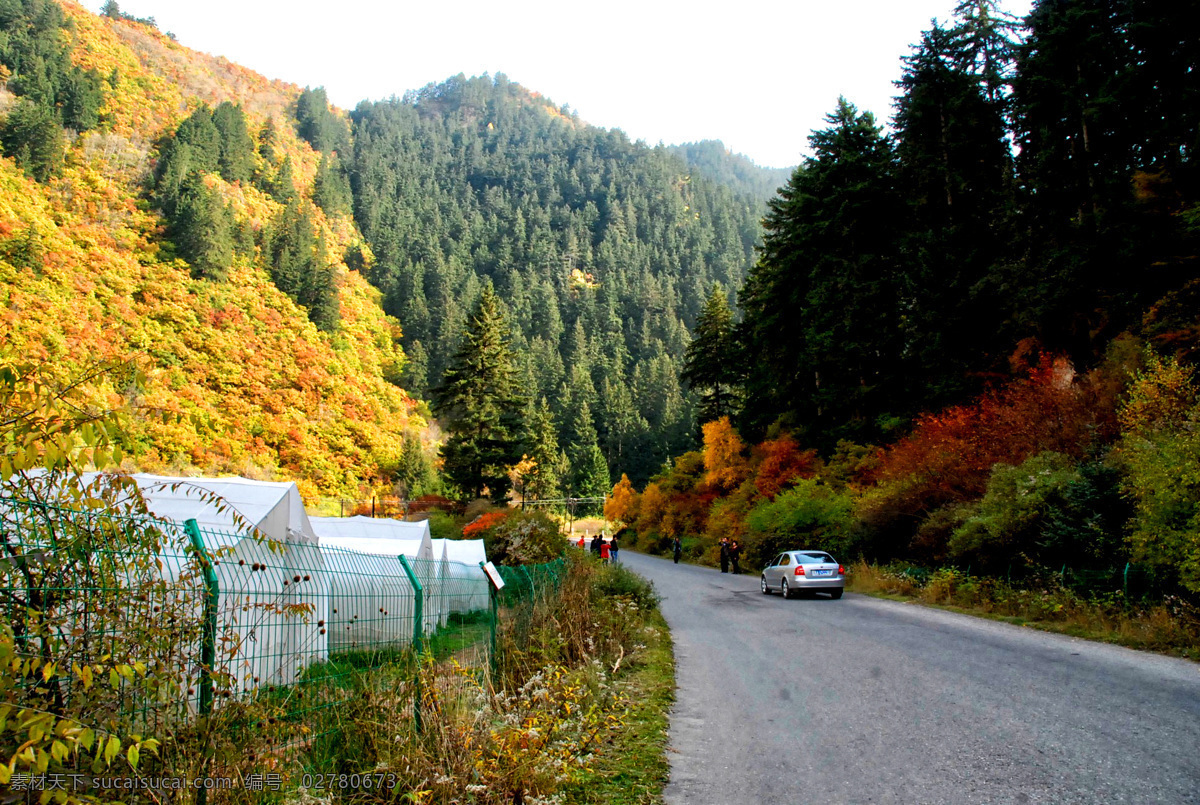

left=463, top=509, right=510, bottom=538
left=869, top=356, right=1120, bottom=522
left=752, top=435, right=820, bottom=500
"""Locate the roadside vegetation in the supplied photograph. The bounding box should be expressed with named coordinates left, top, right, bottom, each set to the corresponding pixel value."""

left=311, top=554, right=671, bottom=805
left=848, top=562, right=1200, bottom=661
left=610, top=350, right=1200, bottom=659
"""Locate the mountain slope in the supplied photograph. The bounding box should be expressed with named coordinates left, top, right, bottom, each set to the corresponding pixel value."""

left=347, top=74, right=768, bottom=482
left=667, top=140, right=794, bottom=200
left=0, top=1, right=423, bottom=497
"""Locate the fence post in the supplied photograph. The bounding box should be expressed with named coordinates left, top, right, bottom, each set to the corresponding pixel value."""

left=481, top=561, right=498, bottom=681
left=1123, top=562, right=1130, bottom=598
left=397, top=554, right=424, bottom=732
left=184, top=519, right=218, bottom=805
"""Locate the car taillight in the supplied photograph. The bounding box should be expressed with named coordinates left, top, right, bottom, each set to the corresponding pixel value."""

left=794, top=566, right=805, bottom=576
left=838, top=565, right=845, bottom=574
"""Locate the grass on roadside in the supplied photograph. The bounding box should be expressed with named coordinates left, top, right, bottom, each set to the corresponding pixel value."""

left=848, top=560, right=1200, bottom=661
left=559, top=609, right=674, bottom=805
left=291, top=554, right=676, bottom=804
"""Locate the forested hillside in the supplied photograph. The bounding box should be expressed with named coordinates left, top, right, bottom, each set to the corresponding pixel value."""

left=624, top=0, right=1200, bottom=602
left=0, top=0, right=426, bottom=498
left=1, top=1, right=783, bottom=501
left=667, top=140, right=792, bottom=200
left=342, top=75, right=769, bottom=485
left=736, top=0, right=1199, bottom=447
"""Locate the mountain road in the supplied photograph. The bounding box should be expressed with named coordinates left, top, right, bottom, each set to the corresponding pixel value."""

left=619, top=550, right=1200, bottom=805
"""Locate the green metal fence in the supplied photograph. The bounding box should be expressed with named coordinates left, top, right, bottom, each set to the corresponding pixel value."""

left=0, top=496, right=563, bottom=776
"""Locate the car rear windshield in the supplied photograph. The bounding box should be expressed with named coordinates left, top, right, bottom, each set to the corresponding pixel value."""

left=797, top=552, right=834, bottom=563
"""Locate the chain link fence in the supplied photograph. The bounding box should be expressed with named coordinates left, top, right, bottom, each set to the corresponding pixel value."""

left=0, top=496, right=566, bottom=775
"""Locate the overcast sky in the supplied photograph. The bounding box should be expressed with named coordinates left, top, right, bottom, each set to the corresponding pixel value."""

left=89, top=0, right=1033, bottom=168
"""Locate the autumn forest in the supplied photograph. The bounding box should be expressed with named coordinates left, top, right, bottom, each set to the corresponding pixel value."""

left=3, top=0, right=1200, bottom=595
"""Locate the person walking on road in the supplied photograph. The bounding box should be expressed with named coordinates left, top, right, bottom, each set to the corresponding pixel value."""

left=719, top=537, right=730, bottom=573
left=590, top=533, right=603, bottom=556
left=729, top=539, right=742, bottom=574
left=600, top=538, right=611, bottom=563
left=672, top=536, right=682, bottom=564
left=610, top=534, right=619, bottom=563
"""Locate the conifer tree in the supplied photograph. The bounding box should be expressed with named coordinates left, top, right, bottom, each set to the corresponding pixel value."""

left=0, top=99, right=62, bottom=182
left=522, top=396, right=564, bottom=502
left=952, top=0, right=1021, bottom=106
left=397, top=432, right=437, bottom=498
left=682, top=286, right=738, bottom=425
left=265, top=203, right=339, bottom=329
left=893, top=22, right=1012, bottom=405
left=739, top=98, right=906, bottom=444
left=212, top=102, right=255, bottom=184
left=434, top=285, right=525, bottom=501
left=173, top=175, right=233, bottom=281
left=295, top=87, right=349, bottom=154
left=566, top=397, right=611, bottom=513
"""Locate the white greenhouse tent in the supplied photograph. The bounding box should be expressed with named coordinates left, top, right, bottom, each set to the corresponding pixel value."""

left=107, top=474, right=329, bottom=695
left=308, top=516, right=442, bottom=638
left=433, top=538, right=490, bottom=614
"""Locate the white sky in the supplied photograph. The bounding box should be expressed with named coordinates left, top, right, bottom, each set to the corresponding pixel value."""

left=89, top=0, right=1033, bottom=169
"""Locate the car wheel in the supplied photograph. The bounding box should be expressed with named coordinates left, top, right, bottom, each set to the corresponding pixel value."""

left=829, top=588, right=844, bottom=600
left=781, top=578, right=791, bottom=599
left=761, top=575, right=770, bottom=595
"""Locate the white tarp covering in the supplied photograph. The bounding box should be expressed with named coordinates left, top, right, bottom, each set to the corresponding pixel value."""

left=435, top=538, right=489, bottom=614
left=309, top=516, right=439, bottom=634
left=86, top=473, right=330, bottom=695
left=317, top=546, right=417, bottom=653
left=129, top=474, right=319, bottom=547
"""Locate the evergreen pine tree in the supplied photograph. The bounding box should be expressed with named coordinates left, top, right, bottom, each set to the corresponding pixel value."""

left=522, top=396, right=564, bottom=502
left=265, top=203, right=339, bottom=330
left=173, top=175, right=233, bottom=281
left=566, top=398, right=610, bottom=512
left=295, top=87, right=350, bottom=154
left=893, top=22, right=1012, bottom=406
left=681, top=286, right=738, bottom=425
left=433, top=285, right=525, bottom=501
left=739, top=98, right=906, bottom=445
left=0, top=99, right=62, bottom=182
left=212, top=101, right=255, bottom=184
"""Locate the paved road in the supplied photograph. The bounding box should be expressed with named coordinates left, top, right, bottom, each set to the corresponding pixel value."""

left=620, top=551, right=1200, bottom=805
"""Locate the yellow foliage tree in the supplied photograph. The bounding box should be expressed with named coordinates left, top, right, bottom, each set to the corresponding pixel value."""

left=605, top=473, right=640, bottom=525
left=636, top=482, right=667, bottom=535
left=702, top=416, right=749, bottom=493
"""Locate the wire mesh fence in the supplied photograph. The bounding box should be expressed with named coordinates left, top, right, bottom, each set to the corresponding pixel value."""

left=0, top=495, right=564, bottom=779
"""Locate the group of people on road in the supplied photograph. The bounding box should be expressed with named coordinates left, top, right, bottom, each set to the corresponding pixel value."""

left=581, top=532, right=618, bottom=563
left=669, top=536, right=742, bottom=573
left=719, top=537, right=741, bottom=574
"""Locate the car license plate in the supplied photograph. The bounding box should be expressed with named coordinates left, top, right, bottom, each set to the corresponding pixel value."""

left=812, top=569, right=832, bottom=577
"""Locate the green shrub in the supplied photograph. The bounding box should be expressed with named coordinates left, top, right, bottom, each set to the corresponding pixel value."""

left=948, top=452, right=1079, bottom=572
left=487, top=509, right=565, bottom=565
left=742, top=478, right=857, bottom=569
left=426, top=509, right=465, bottom=541
left=594, top=560, right=661, bottom=611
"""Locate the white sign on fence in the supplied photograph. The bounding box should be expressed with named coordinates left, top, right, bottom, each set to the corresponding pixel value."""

left=482, top=561, right=505, bottom=590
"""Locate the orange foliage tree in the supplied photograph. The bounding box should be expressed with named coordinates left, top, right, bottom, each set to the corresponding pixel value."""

left=702, top=417, right=749, bottom=493
left=635, top=482, right=668, bottom=537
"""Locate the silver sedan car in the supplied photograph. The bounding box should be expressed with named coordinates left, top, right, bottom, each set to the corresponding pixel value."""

left=761, top=550, right=845, bottom=599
